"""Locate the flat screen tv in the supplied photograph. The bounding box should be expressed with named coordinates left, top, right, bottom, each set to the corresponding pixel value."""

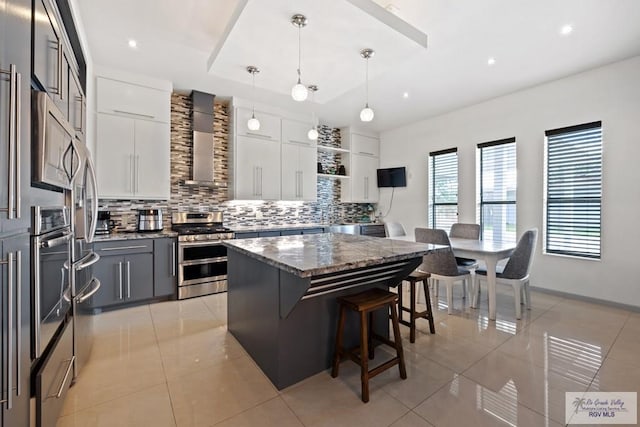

left=377, top=167, right=407, bottom=188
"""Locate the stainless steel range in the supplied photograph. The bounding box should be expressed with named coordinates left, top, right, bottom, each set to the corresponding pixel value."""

left=171, top=211, right=234, bottom=299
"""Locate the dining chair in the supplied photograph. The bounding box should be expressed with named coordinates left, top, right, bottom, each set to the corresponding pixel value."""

left=472, top=228, right=538, bottom=319
left=449, top=223, right=481, bottom=268
left=415, top=228, right=473, bottom=314
left=384, top=222, right=406, bottom=238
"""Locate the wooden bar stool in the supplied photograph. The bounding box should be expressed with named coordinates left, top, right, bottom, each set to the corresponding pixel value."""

left=397, top=270, right=436, bottom=343
left=331, top=288, right=407, bottom=403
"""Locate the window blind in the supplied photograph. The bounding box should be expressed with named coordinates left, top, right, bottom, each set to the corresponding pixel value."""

left=545, top=122, right=602, bottom=259
left=429, top=148, right=458, bottom=232
left=478, top=138, right=517, bottom=243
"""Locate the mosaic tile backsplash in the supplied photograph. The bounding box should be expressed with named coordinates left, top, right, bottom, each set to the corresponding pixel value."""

left=99, top=94, right=374, bottom=231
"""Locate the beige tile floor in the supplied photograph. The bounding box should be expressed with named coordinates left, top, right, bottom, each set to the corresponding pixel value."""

left=56, top=285, right=640, bottom=427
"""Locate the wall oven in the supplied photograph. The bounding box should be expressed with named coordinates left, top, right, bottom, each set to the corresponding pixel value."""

left=31, top=206, right=72, bottom=359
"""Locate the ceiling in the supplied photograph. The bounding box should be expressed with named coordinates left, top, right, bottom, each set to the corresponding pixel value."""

left=75, top=0, right=640, bottom=132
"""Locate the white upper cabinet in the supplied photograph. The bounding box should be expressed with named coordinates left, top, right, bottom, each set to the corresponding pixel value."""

left=95, top=74, right=171, bottom=200
left=96, top=113, right=170, bottom=200
left=339, top=128, right=380, bottom=203
left=235, top=107, right=281, bottom=141
left=281, top=141, right=317, bottom=201
left=344, top=131, right=380, bottom=157
left=97, top=77, right=170, bottom=123
left=233, top=135, right=281, bottom=200
left=282, top=119, right=315, bottom=146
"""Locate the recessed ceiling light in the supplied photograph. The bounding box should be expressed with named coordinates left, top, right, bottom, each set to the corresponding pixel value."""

left=487, top=57, right=496, bottom=66
left=560, top=24, right=573, bottom=35
left=402, top=92, right=409, bottom=99
left=128, top=39, right=137, bottom=48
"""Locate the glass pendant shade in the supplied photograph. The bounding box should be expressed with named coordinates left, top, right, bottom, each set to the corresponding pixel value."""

left=291, top=81, right=308, bottom=102
left=360, top=105, right=374, bottom=122
left=307, top=127, right=318, bottom=140
left=247, top=114, right=260, bottom=131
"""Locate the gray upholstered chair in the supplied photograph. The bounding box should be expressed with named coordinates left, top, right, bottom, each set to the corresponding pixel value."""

left=384, top=222, right=406, bottom=238
left=473, top=228, right=538, bottom=319
left=449, top=223, right=481, bottom=268
left=415, top=228, right=472, bottom=314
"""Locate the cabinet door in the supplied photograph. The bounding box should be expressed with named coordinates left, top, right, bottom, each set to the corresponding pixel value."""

left=96, top=77, right=170, bottom=123
left=69, top=71, right=84, bottom=136
left=351, top=133, right=380, bottom=157
left=235, top=135, right=281, bottom=200
left=32, top=0, right=62, bottom=99
left=1, top=234, right=30, bottom=427
left=281, top=143, right=298, bottom=200
left=153, top=238, right=176, bottom=297
left=134, top=120, right=170, bottom=199
left=235, top=108, right=281, bottom=141
left=96, top=113, right=134, bottom=198
left=298, top=143, right=317, bottom=201
left=282, top=119, right=314, bottom=145
left=124, top=253, right=154, bottom=302
left=350, top=154, right=379, bottom=203
left=90, top=255, right=124, bottom=308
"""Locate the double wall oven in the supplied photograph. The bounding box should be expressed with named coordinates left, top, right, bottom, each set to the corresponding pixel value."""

left=171, top=212, right=234, bottom=299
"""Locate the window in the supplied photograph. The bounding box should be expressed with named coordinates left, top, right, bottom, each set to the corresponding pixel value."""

left=428, top=148, right=458, bottom=232
left=478, top=138, right=517, bottom=243
left=545, top=121, right=602, bottom=259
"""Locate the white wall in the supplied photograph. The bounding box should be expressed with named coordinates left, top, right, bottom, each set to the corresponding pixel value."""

left=379, top=56, right=640, bottom=308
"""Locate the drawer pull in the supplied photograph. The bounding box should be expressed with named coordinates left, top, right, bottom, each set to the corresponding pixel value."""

left=100, top=245, right=149, bottom=251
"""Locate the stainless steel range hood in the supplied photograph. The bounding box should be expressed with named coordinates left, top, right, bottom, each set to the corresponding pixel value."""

left=183, top=91, right=221, bottom=187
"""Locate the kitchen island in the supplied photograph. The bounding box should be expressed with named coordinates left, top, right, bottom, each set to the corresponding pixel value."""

left=223, top=233, right=444, bottom=389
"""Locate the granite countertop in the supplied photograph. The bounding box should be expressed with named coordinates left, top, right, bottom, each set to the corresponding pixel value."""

left=93, top=230, right=178, bottom=242
left=223, top=233, right=446, bottom=278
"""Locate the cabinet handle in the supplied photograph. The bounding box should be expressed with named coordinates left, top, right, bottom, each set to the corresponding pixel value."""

left=246, top=132, right=272, bottom=140
left=129, top=155, right=134, bottom=194
left=15, top=251, right=21, bottom=397
left=112, top=110, right=155, bottom=119
left=100, top=245, right=149, bottom=251
left=358, top=151, right=375, bottom=156
left=53, top=356, right=75, bottom=399
left=134, top=154, right=140, bottom=193
left=74, top=95, right=83, bottom=131
left=1, top=65, right=20, bottom=219
left=58, top=40, right=64, bottom=101
left=126, top=261, right=131, bottom=299
left=118, top=262, right=123, bottom=300
left=171, top=242, right=176, bottom=277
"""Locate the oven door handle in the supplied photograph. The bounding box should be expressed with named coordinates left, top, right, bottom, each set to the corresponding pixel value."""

left=179, top=240, right=226, bottom=248
left=77, top=278, right=101, bottom=304
left=40, top=233, right=72, bottom=248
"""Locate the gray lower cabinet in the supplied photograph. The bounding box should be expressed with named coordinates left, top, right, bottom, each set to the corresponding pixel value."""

left=90, top=240, right=154, bottom=308
left=153, top=237, right=177, bottom=297
left=235, top=228, right=327, bottom=239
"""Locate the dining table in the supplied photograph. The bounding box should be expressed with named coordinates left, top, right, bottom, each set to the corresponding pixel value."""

left=389, top=234, right=516, bottom=320
left=448, top=237, right=516, bottom=320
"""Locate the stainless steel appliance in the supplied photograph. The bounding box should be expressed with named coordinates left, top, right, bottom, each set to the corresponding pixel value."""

left=32, top=91, right=75, bottom=190
left=171, top=211, right=233, bottom=299
left=67, top=138, right=101, bottom=379
left=95, top=211, right=115, bottom=235
left=31, top=206, right=72, bottom=359
left=137, top=208, right=163, bottom=232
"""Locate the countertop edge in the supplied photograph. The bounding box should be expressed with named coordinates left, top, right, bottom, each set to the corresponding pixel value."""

left=93, top=231, right=178, bottom=241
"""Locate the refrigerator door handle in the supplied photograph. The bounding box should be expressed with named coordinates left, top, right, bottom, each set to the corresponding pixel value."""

left=77, top=277, right=101, bottom=304
left=85, top=150, right=99, bottom=243
left=73, top=251, right=100, bottom=271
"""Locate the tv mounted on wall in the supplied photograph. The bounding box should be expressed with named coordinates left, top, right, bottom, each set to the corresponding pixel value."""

left=377, top=167, right=407, bottom=188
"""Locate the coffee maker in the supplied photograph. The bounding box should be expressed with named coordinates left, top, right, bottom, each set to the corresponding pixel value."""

left=96, top=211, right=115, bottom=235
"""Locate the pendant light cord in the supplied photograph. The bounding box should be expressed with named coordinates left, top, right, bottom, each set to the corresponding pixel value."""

left=297, top=25, right=302, bottom=82
left=251, top=71, right=256, bottom=115
left=365, top=57, right=369, bottom=106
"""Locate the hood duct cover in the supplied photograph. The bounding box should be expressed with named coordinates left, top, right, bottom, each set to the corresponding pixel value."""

left=183, top=91, right=220, bottom=187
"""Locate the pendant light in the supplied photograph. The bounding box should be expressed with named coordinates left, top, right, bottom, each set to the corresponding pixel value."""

left=307, top=85, right=319, bottom=141
left=246, top=66, right=260, bottom=131
left=359, top=48, right=375, bottom=122
left=291, top=14, right=308, bottom=102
